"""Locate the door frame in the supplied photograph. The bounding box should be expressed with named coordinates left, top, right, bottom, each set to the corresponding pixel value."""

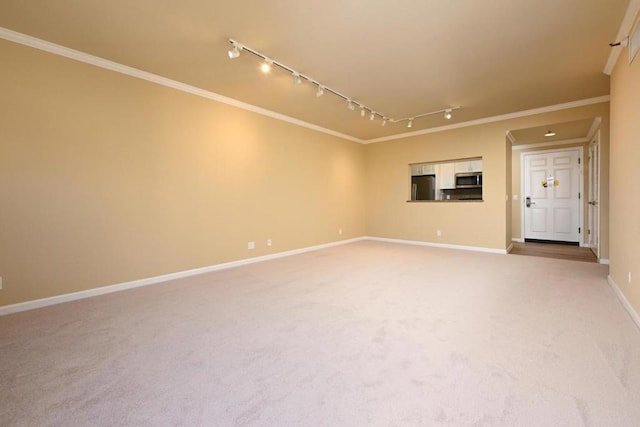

left=587, top=131, right=601, bottom=258
left=520, top=146, right=585, bottom=245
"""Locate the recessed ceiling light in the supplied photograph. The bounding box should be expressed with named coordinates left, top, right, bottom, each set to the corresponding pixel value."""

left=545, top=130, right=556, bottom=137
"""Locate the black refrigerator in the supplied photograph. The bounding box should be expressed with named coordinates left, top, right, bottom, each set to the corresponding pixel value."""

left=411, top=174, right=436, bottom=200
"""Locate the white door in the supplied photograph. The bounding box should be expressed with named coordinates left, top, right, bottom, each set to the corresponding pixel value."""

left=588, top=133, right=600, bottom=257
left=523, top=149, right=581, bottom=243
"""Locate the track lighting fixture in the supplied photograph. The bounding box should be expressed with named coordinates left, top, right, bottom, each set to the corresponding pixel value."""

left=260, top=59, right=272, bottom=73
left=544, top=130, right=556, bottom=137
left=226, top=38, right=461, bottom=129
left=228, top=43, right=241, bottom=59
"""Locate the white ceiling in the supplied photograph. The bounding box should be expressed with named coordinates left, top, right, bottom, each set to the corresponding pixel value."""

left=0, top=0, right=630, bottom=140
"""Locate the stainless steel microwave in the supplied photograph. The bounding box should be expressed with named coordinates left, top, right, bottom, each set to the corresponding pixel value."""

left=455, top=172, right=482, bottom=188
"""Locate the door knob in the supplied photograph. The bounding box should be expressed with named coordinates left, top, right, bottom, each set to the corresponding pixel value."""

left=588, top=201, right=598, bottom=206
left=525, top=197, right=536, bottom=207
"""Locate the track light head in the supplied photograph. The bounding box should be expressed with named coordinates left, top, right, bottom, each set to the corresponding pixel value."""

left=544, top=130, right=556, bottom=137
left=407, top=119, right=413, bottom=128
left=316, top=85, right=324, bottom=97
left=370, top=111, right=375, bottom=121
left=260, top=59, right=272, bottom=73
left=292, top=73, right=302, bottom=85
left=228, top=44, right=241, bottom=59
left=347, top=100, right=355, bottom=110
left=444, top=109, right=452, bottom=120
left=382, top=118, right=387, bottom=126
left=360, top=106, right=366, bottom=117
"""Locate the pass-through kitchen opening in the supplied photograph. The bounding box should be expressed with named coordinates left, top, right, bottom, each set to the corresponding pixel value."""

left=409, top=157, right=483, bottom=202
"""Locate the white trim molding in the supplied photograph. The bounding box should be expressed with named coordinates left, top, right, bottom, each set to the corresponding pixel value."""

left=365, top=236, right=509, bottom=255
left=0, top=237, right=365, bottom=316
left=506, top=243, right=514, bottom=253
left=0, top=26, right=612, bottom=146
left=512, top=137, right=588, bottom=151
left=0, top=26, right=362, bottom=144
left=365, top=96, right=610, bottom=144
left=608, top=275, right=640, bottom=331
left=0, top=236, right=512, bottom=315
left=599, top=259, right=610, bottom=265
left=587, top=116, right=603, bottom=141
left=604, top=0, right=640, bottom=75
left=512, top=237, right=524, bottom=243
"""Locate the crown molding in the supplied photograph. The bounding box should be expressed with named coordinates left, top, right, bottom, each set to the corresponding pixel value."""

left=512, top=137, right=588, bottom=151
left=364, top=96, right=610, bottom=144
left=604, top=0, right=640, bottom=75
left=0, top=27, right=611, bottom=146
left=0, top=26, right=364, bottom=144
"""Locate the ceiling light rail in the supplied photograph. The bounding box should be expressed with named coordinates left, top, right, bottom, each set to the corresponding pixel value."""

left=227, top=39, right=460, bottom=126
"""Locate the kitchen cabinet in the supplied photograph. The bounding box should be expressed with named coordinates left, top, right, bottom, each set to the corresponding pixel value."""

left=454, top=159, right=483, bottom=173
left=437, top=162, right=456, bottom=189
left=411, top=163, right=435, bottom=176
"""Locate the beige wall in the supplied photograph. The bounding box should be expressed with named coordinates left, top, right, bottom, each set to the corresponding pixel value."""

left=610, top=14, right=640, bottom=315
left=365, top=103, right=611, bottom=252
left=365, top=125, right=508, bottom=249
left=0, top=36, right=621, bottom=310
left=0, top=40, right=366, bottom=306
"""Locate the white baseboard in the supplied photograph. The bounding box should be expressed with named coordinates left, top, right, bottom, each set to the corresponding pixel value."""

left=608, top=275, right=640, bottom=331
left=599, top=258, right=610, bottom=265
left=512, top=238, right=524, bottom=243
left=0, top=237, right=365, bottom=316
left=506, top=243, right=514, bottom=254
left=365, top=236, right=509, bottom=255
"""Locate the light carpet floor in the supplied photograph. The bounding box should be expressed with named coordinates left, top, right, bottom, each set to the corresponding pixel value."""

left=1, top=241, right=640, bottom=426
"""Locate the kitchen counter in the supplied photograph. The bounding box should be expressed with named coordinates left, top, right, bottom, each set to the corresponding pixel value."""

left=406, top=199, right=484, bottom=203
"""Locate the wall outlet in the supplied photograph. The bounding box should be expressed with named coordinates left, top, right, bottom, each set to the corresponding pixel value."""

left=629, top=272, right=632, bottom=284
left=338, top=228, right=343, bottom=235
left=267, top=239, right=272, bottom=247
left=248, top=241, right=255, bottom=250
left=436, top=230, right=442, bottom=237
